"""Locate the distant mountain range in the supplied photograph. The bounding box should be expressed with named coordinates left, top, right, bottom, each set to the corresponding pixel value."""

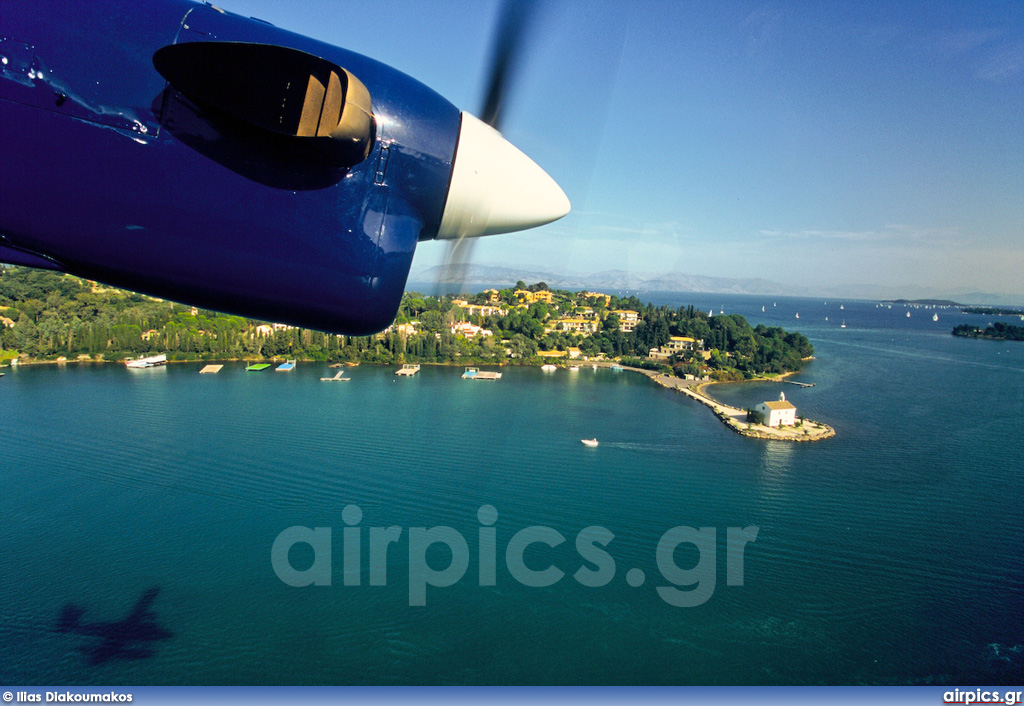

left=412, top=264, right=791, bottom=295
left=409, top=264, right=1024, bottom=306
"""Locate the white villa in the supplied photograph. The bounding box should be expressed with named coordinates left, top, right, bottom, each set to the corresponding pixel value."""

left=451, top=299, right=508, bottom=317
left=451, top=322, right=493, bottom=338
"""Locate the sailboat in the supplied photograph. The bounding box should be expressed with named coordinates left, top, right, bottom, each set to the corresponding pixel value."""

left=795, top=312, right=799, bottom=319
left=761, top=305, right=765, bottom=312
left=933, top=313, right=939, bottom=322
left=840, top=320, right=846, bottom=328
left=840, top=304, right=844, bottom=310
left=906, top=311, right=911, bottom=318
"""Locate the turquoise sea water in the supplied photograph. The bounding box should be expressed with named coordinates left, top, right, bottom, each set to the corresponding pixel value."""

left=1, top=295, right=1022, bottom=685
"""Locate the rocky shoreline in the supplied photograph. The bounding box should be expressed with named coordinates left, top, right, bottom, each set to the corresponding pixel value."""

left=619, top=365, right=836, bottom=442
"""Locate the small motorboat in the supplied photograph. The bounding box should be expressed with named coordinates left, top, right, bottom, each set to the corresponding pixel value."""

left=581, top=438, right=599, bottom=447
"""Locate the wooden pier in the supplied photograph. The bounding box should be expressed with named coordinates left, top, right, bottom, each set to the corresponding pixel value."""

left=199, top=364, right=223, bottom=374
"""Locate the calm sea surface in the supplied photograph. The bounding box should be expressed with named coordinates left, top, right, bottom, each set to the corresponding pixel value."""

left=2, top=295, right=1022, bottom=685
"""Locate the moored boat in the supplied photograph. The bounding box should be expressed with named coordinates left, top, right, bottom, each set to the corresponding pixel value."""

left=125, top=354, right=167, bottom=368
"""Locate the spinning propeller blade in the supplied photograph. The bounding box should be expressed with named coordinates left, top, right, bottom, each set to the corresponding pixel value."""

left=437, top=0, right=569, bottom=295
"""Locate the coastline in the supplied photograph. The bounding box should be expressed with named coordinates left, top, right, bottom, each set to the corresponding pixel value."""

left=5, top=356, right=834, bottom=441
left=618, top=365, right=835, bottom=442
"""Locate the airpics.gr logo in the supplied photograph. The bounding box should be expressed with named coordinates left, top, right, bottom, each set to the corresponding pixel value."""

left=944, top=690, right=1023, bottom=705
left=270, top=505, right=759, bottom=607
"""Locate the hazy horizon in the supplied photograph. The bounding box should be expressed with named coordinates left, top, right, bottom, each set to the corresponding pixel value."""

left=408, top=261, right=1024, bottom=306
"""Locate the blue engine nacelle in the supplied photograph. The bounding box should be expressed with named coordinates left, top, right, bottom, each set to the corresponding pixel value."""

left=0, top=0, right=460, bottom=334
left=1, top=0, right=569, bottom=334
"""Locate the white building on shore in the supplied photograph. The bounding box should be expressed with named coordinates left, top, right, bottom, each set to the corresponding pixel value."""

left=451, top=322, right=493, bottom=338
left=755, top=392, right=797, bottom=427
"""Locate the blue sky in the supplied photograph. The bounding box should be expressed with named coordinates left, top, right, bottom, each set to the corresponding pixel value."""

left=224, top=1, right=1022, bottom=297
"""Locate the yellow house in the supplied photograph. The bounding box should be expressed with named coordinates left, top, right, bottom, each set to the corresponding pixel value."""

left=662, top=336, right=702, bottom=353
left=393, top=323, right=419, bottom=336
left=612, top=309, right=640, bottom=332
left=555, top=318, right=599, bottom=334
left=514, top=289, right=554, bottom=304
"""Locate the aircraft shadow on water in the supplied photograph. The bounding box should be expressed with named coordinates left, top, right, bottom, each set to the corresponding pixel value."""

left=55, top=587, right=173, bottom=666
